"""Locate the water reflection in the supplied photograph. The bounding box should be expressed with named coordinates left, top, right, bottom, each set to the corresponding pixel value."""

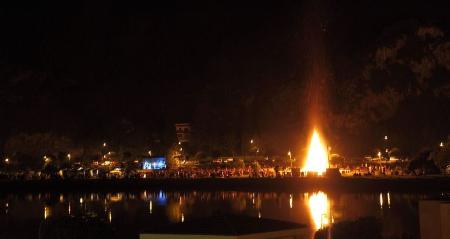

left=44, top=206, right=51, bottom=219
left=387, top=192, right=391, bottom=208
left=307, top=191, right=330, bottom=230
left=289, top=194, right=293, bottom=209
left=0, top=190, right=443, bottom=239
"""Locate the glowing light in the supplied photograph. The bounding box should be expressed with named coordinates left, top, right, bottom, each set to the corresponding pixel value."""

left=258, top=211, right=261, bottom=218
left=80, top=197, right=83, bottom=204
left=181, top=213, right=185, bottom=222
left=303, top=129, right=329, bottom=175
left=387, top=192, right=391, bottom=208
left=149, top=201, right=153, bottom=214
left=289, top=194, right=293, bottom=209
left=308, top=191, right=330, bottom=230
left=379, top=193, right=383, bottom=209
left=68, top=202, right=71, bottom=215
left=44, top=206, right=51, bottom=219
left=4, top=158, right=9, bottom=163
left=108, top=210, right=112, bottom=223
left=440, top=142, right=444, bottom=147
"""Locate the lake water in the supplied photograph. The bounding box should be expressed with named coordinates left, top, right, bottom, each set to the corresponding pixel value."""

left=0, top=190, right=447, bottom=239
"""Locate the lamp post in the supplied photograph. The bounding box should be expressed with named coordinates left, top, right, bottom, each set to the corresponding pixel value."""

left=288, top=151, right=292, bottom=168
left=377, top=151, right=382, bottom=173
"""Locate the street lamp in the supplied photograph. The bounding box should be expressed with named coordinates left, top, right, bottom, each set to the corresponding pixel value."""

left=440, top=142, right=444, bottom=147
left=250, top=139, right=254, bottom=144
left=148, top=150, right=152, bottom=157
left=288, top=151, right=292, bottom=168
left=4, top=158, right=9, bottom=164
left=67, top=154, right=71, bottom=161
left=103, top=142, right=107, bottom=147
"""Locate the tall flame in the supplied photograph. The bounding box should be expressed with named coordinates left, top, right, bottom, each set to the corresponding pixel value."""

left=303, top=129, right=329, bottom=175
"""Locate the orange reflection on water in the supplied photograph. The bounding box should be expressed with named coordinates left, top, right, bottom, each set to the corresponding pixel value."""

left=307, top=191, right=330, bottom=230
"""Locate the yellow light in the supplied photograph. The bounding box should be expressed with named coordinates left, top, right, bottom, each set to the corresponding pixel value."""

left=250, top=139, right=254, bottom=144
left=149, top=200, right=153, bottom=214
left=108, top=210, right=112, bottom=223
left=387, top=192, right=391, bottom=208
left=303, top=129, right=329, bottom=175
left=67, top=154, right=71, bottom=160
left=103, top=142, right=107, bottom=147
left=440, top=142, right=444, bottom=147
left=44, top=206, right=51, bottom=219
left=4, top=158, right=9, bottom=163
left=379, top=193, right=383, bottom=209
left=289, top=194, right=293, bottom=209
left=308, top=191, right=330, bottom=230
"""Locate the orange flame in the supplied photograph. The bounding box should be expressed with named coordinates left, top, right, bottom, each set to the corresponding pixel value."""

left=303, top=129, right=329, bottom=175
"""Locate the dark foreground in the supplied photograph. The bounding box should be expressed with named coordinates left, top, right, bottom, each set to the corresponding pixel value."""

left=1, top=176, right=450, bottom=192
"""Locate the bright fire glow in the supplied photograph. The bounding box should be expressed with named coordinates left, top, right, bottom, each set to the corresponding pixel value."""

left=308, top=191, right=330, bottom=230
left=303, top=129, right=329, bottom=175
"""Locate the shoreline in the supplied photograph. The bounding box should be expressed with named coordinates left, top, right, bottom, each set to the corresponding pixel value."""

left=1, top=176, right=450, bottom=193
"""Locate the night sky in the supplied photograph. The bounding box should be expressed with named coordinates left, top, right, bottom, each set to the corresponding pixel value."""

left=1, top=0, right=449, bottom=156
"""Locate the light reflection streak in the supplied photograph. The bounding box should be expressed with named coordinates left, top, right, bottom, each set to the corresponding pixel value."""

left=379, top=193, right=383, bottom=209
left=289, top=194, right=293, bottom=209
left=149, top=200, right=153, bottom=214
left=44, top=206, right=50, bottom=219
left=387, top=192, right=391, bottom=208
left=308, top=191, right=330, bottom=230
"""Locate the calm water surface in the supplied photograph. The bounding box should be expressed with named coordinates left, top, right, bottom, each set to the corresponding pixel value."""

left=0, top=190, right=446, bottom=239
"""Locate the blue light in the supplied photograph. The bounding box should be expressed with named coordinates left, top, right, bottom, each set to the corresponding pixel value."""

left=143, top=157, right=166, bottom=170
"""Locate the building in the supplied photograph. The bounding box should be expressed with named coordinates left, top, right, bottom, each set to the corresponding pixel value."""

left=175, top=123, right=191, bottom=143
